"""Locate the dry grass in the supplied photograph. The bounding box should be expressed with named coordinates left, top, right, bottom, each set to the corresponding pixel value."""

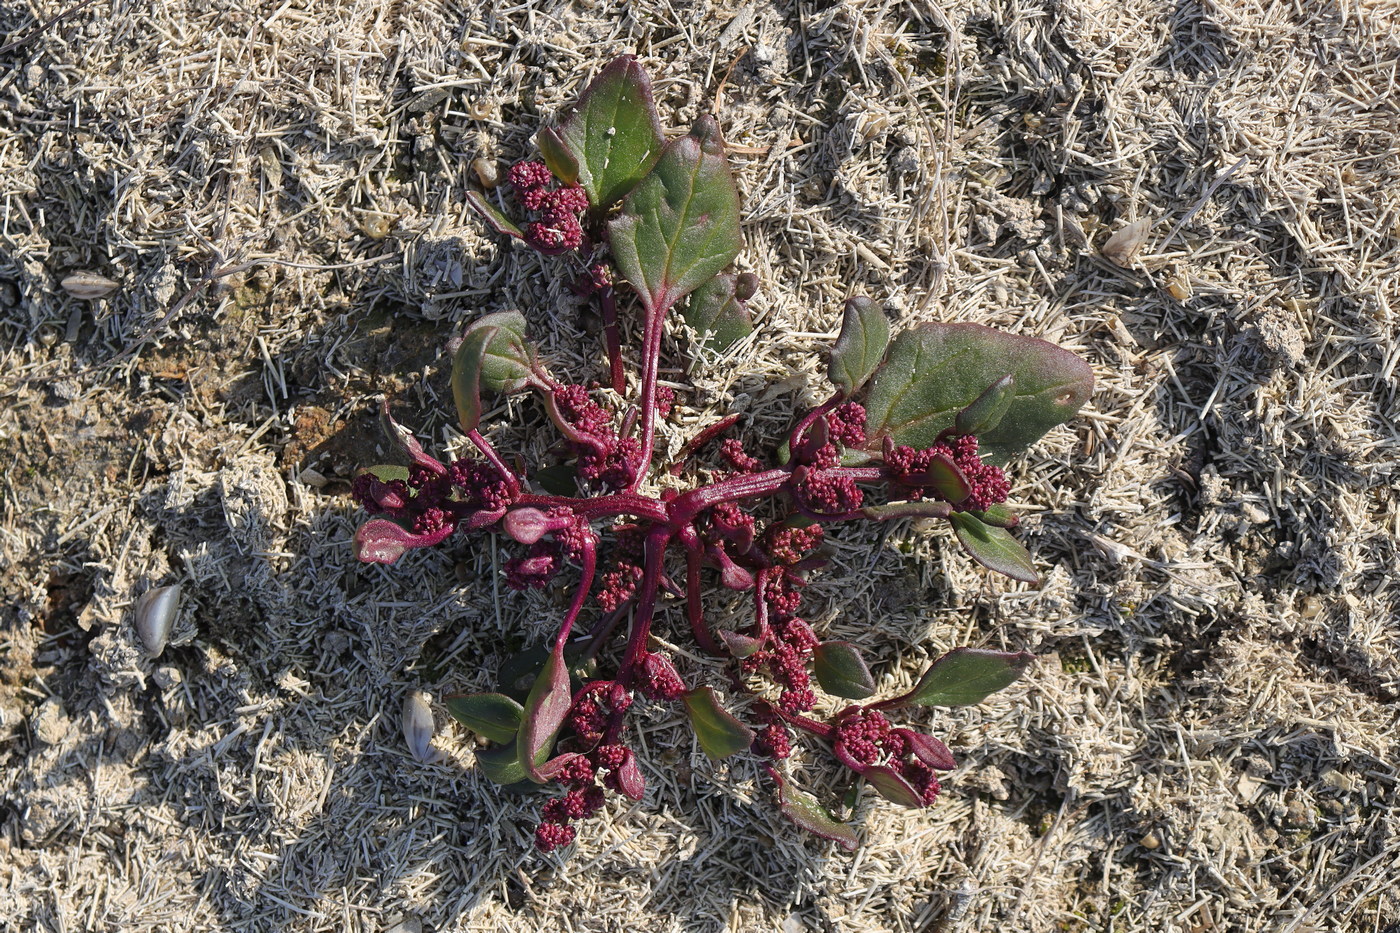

left=1, top=0, right=1398, bottom=931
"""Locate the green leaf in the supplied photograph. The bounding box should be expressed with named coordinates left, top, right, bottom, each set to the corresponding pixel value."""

left=444, top=693, right=524, bottom=744
left=518, top=645, right=573, bottom=783
left=682, top=686, right=754, bottom=760
left=607, top=116, right=743, bottom=315
left=899, top=647, right=1035, bottom=708
left=465, top=190, right=525, bottom=240
left=356, top=464, right=410, bottom=484
left=955, top=373, right=1015, bottom=435
left=968, top=502, right=1018, bottom=528
left=863, top=323, right=1093, bottom=464
left=829, top=297, right=890, bottom=395
left=813, top=641, right=877, bottom=700
left=472, top=311, right=534, bottom=392
left=536, top=127, right=580, bottom=187
left=451, top=324, right=492, bottom=433
left=532, top=463, right=578, bottom=496
left=948, top=511, right=1038, bottom=584
left=451, top=312, right=537, bottom=433
left=541, top=55, right=665, bottom=210
left=771, top=770, right=860, bottom=850
left=682, top=272, right=754, bottom=352
left=475, top=739, right=529, bottom=785
left=864, top=765, right=925, bottom=808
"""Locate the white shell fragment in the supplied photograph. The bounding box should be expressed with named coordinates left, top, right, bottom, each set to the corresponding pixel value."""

left=402, top=691, right=440, bottom=763
left=1101, top=218, right=1154, bottom=267
left=60, top=271, right=119, bottom=300
left=134, top=584, right=181, bottom=659
left=472, top=157, right=500, bottom=189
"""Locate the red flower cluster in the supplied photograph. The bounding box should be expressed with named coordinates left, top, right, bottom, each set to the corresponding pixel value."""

left=884, top=435, right=1010, bottom=511
left=834, top=709, right=944, bottom=805
left=508, top=159, right=588, bottom=253
left=553, top=384, right=640, bottom=490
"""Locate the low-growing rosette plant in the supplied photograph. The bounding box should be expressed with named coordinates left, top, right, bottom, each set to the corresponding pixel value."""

left=352, top=56, right=1093, bottom=852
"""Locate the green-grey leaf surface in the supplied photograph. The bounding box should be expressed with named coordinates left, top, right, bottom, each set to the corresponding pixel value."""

left=828, top=297, right=890, bottom=395
left=682, top=686, right=753, bottom=760
left=863, top=323, right=1093, bottom=464
left=948, top=511, right=1038, bottom=584
left=452, top=312, right=536, bottom=432
left=472, top=311, right=534, bottom=392
left=772, top=771, right=860, bottom=850
left=475, top=740, right=528, bottom=785
left=607, top=116, right=742, bottom=314
left=545, top=55, right=664, bottom=210
left=683, top=272, right=753, bottom=352
left=955, top=373, right=1015, bottom=435
left=357, top=464, right=410, bottom=484
left=901, top=647, right=1035, bottom=708
left=444, top=693, right=524, bottom=744
left=813, top=641, right=877, bottom=700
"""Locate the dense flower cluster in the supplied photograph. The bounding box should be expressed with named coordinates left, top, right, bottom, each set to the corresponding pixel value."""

left=884, top=434, right=1010, bottom=511
left=351, top=456, right=517, bottom=534
left=509, top=159, right=588, bottom=253
left=596, top=523, right=646, bottom=612
left=833, top=709, right=943, bottom=805
left=553, top=384, right=641, bottom=489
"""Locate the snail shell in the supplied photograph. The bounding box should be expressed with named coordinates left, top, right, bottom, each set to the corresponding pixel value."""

left=134, top=584, right=181, bottom=658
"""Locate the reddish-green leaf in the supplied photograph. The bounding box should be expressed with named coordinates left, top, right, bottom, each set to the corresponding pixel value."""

left=771, top=769, right=860, bottom=851
left=948, top=511, right=1039, bottom=584
left=540, top=55, right=664, bottom=210
left=465, top=190, right=525, bottom=240
left=718, top=630, right=764, bottom=659
left=921, top=451, right=972, bottom=504
left=352, top=519, right=453, bottom=564
left=813, top=641, right=877, bottom=700
left=444, top=692, right=524, bottom=744
left=865, top=765, right=925, bottom=808
left=905, top=731, right=958, bottom=770
left=608, top=116, right=743, bottom=315
left=379, top=401, right=446, bottom=475
left=863, top=323, right=1093, bottom=464
left=829, top=297, right=889, bottom=395
left=519, top=645, right=572, bottom=783
left=898, top=647, right=1035, bottom=708
left=682, top=686, right=753, bottom=760
left=536, top=127, right=580, bottom=187
left=683, top=272, right=753, bottom=352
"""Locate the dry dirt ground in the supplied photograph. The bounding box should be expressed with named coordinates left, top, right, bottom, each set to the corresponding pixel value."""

left=2, top=0, right=1399, bottom=931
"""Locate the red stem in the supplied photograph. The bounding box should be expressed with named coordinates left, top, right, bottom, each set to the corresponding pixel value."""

left=600, top=284, right=625, bottom=394
left=626, top=301, right=669, bottom=493
left=618, top=525, right=673, bottom=682
left=553, top=531, right=597, bottom=652
left=680, top=528, right=724, bottom=655
left=467, top=429, right=521, bottom=495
